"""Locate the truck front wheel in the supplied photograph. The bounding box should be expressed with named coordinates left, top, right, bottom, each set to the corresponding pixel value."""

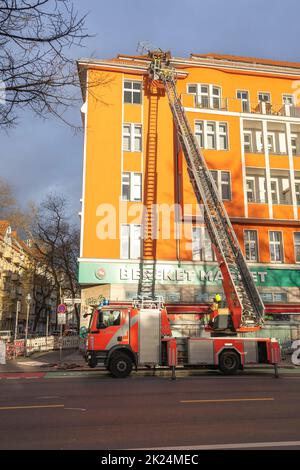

left=219, top=350, right=240, bottom=375
left=108, top=352, right=133, bottom=378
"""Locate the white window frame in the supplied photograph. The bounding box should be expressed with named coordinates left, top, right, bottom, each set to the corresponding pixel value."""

left=192, top=226, right=215, bottom=261
left=195, top=121, right=204, bottom=148
left=244, top=230, right=259, bottom=262
left=267, top=132, right=276, bottom=153
left=123, top=80, right=142, bottom=104
left=282, top=94, right=295, bottom=106
left=188, top=84, right=222, bottom=109
left=210, top=170, right=231, bottom=201
left=291, top=134, right=298, bottom=156
left=246, top=174, right=268, bottom=204
left=294, top=232, right=300, bottom=263
left=270, top=178, right=280, bottom=205
left=122, top=123, right=142, bottom=152
left=218, top=122, right=228, bottom=150
left=243, top=131, right=253, bottom=152
left=120, top=224, right=141, bottom=260
left=122, top=172, right=142, bottom=201
left=258, top=92, right=271, bottom=103
left=246, top=176, right=256, bottom=202
left=269, top=231, right=284, bottom=263
left=295, top=179, right=300, bottom=205
left=237, top=90, right=250, bottom=112
left=206, top=121, right=216, bottom=149
left=270, top=175, right=292, bottom=205
left=195, top=120, right=229, bottom=151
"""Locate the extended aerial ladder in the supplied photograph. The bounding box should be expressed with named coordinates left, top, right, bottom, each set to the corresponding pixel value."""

left=142, top=51, right=265, bottom=332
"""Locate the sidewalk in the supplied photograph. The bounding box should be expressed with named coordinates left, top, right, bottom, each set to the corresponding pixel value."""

left=0, top=348, right=87, bottom=373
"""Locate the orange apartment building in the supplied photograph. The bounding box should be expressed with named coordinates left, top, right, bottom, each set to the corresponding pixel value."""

left=77, top=52, right=300, bottom=310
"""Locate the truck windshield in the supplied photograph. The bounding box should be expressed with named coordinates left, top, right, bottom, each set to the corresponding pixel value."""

left=97, top=310, right=121, bottom=329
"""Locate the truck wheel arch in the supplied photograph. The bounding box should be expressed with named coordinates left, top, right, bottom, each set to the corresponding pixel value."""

left=218, top=348, right=242, bottom=374
left=107, top=346, right=137, bottom=368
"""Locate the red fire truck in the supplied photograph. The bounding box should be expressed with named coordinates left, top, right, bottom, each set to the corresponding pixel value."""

left=85, top=297, right=280, bottom=378
left=84, top=50, right=281, bottom=378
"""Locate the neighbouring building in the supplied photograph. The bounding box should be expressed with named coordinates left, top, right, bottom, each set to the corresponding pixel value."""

left=77, top=52, right=300, bottom=314
left=0, top=221, right=58, bottom=334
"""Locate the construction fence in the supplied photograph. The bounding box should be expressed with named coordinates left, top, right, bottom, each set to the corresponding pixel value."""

left=4, top=335, right=79, bottom=360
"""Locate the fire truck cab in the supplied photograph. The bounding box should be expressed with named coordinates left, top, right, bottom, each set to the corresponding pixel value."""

left=85, top=298, right=175, bottom=378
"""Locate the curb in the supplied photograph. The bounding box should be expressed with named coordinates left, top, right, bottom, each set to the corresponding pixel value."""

left=1, top=365, right=300, bottom=379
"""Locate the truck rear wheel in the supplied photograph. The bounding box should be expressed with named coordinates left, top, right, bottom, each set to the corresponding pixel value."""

left=109, top=352, right=133, bottom=378
left=219, top=350, right=240, bottom=375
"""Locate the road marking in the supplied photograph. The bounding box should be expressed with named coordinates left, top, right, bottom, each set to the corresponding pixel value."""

left=0, top=405, right=64, bottom=411
left=181, top=398, right=275, bottom=404
left=136, top=441, right=300, bottom=450
left=64, top=407, right=87, bottom=412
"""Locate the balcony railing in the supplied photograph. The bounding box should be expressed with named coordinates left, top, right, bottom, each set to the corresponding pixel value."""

left=181, top=94, right=300, bottom=118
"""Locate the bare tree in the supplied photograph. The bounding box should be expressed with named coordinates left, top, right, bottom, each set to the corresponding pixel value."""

left=0, top=0, right=90, bottom=128
left=32, top=193, right=80, bottom=328
left=0, top=176, right=33, bottom=234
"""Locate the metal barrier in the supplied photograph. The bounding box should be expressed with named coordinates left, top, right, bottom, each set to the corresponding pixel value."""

left=5, top=335, right=79, bottom=359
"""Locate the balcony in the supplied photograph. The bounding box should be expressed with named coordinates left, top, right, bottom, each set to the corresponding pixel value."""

left=181, top=94, right=300, bottom=118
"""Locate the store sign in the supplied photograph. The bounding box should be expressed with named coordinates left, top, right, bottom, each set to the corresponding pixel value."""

left=79, top=261, right=300, bottom=287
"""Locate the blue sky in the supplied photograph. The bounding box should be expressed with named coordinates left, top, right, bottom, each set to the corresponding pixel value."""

left=1, top=0, right=300, bottom=218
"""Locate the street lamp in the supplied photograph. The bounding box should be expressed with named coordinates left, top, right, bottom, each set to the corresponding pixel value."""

left=25, top=293, right=31, bottom=357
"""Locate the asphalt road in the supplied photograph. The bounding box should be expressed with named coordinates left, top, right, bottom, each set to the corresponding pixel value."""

left=1, top=374, right=300, bottom=450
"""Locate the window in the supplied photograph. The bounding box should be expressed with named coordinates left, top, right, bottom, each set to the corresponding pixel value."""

left=192, top=227, right=215, bottom=261
left=270, top=175, right=291, bottom=205
left=195, top=121, right=204, bottom=148
left=218, top=123, right=228, bottom=150
left=122, top=172, right=142, bottom=201
left=267, top=133, right=276, bottom=153
left=210, top=170, right=231, bottom=200
left=269, top=231, right=283, bottom=262
left=246, top=174, right=267, bottom=203
left=291, top=135, right=298, bottom=155
left=122, top=123, right=142, bottom=152
left=207, top=122, right=216, bottom=149
left=212, top=86, right=221, bottom=109
left=199, top=85, right=209, bottom=108
left=122, top=173, right=130, bottom=200
left=188, top=84, right=222, bottom=109
left=134, top=125, right=142, bottom=151
left=243, top=132, right=252, bottom=152
left=121, top=224, right=141, bottom=259
left=244, top=230, right=259, bottom=262
left=122, top=124, right=131, bottom=151
left=97, top=310, right=121, bottom=329
left=296, top=180, right=300, bottom=205
left=237, top=90, right=250, bottom=112
left=195, top=120, right=228, bottom=150
left=124, top=81, right=142, bottom=104
left=294, top=233, right=300, bottom=262
left=260, top=292, right=288, bottom=304
left=258, top=92, right=271, bottom=103
left=283, top=94, right=294, bottom=106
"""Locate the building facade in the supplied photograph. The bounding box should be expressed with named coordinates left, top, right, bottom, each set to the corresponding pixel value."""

left=0, top=221, right=58, bottom=334
left=77, top=53, right=300, bottom=310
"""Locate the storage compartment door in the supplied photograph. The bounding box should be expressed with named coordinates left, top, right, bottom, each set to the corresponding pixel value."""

left=188, top=339, right=214, bottom=365
left=138, top=309, right=161, bottom=365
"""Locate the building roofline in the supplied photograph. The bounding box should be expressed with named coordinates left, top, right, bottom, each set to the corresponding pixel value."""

left=190, top=53, right=300, bottom=70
